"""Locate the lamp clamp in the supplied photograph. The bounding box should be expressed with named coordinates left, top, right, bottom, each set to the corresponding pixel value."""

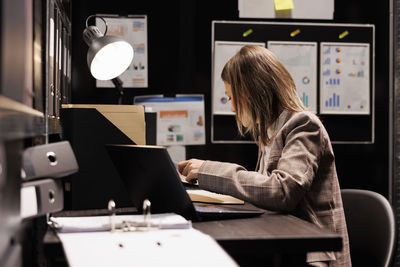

left=83, top=15, right=108, bottom=46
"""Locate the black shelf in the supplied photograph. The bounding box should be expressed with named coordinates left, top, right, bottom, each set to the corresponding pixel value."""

left=0, top=95, right=45, bottom=141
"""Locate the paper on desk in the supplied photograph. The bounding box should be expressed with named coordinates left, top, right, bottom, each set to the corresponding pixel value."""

left=186, top=189, right=244, bottom=204
left=57, top=228, right=238, bottom=267
left=50, top=213, right=190, bottom=233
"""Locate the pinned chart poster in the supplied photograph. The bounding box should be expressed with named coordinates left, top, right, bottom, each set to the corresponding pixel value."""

left=213, top=41, right=265, bottom=114
left=320, top=42, right=370, bottom=114
left=238, top=0, right=334, bottom=20
left=134, top=95, right=205, bottom=146
left=96, top=16, right=148, bottom=88
left=268, top=41, right=317, bottom=113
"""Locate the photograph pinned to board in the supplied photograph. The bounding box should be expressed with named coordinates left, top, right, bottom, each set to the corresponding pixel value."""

left=134, top=95, right=206, bottom=146
left=96, top=15, right=148, bottom=88
left=267, top=41, right=317, bottom=113
left=212, top=41, right=265, bottom=115
left=319, top=42, right=370, bottom=115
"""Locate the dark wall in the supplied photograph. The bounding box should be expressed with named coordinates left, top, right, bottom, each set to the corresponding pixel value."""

left=333, top=1, right=389, bottom=195
left=70, top=0, right=390, bottom=197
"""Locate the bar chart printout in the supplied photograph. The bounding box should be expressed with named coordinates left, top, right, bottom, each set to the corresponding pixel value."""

left=268, top=41, right=317, bottom=113
left=301, top=92, right=309, bottom=108
left=320, top=42, right=370, bottom=114
left=325, top=93, right=340, bottom=107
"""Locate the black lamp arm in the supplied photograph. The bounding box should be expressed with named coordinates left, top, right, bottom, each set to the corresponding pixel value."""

left=112, top=77, right=124, bottom=104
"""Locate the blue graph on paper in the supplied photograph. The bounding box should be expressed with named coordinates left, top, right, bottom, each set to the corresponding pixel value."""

left=322, top=69, right=330, bottom=76
left=325, top=78, right=340, bottom=85
left=323, top=47, right=331, bottom=54
left=300, top=92, right=309, bottom=107
left=325, top=93, right=340, bottom=107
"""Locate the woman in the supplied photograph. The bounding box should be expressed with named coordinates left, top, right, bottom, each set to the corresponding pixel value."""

left=178, top=46, right=351, bottom=267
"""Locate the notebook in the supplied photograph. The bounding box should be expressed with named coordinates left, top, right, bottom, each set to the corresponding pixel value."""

left=106, top=144, right=264, bottom=221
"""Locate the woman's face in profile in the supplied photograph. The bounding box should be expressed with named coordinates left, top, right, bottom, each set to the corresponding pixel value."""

left=224, top=82, right=252, bottom=127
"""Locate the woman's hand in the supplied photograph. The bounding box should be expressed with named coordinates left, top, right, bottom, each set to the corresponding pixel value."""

left=178, top=159, right=205, bottom=184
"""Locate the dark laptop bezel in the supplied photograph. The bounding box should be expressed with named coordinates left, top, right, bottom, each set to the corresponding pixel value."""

left=106, top=144, right=264, bottom=222
left=106, top=144, right=199, bottom=221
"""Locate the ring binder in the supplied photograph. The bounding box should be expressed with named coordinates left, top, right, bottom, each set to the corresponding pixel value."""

left=107, top=199, right=116, bottom=232
left=49, top=213, right=192, bottom=233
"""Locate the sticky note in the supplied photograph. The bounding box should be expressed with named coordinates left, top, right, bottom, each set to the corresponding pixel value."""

left=274, top=0, right=294, bottom=11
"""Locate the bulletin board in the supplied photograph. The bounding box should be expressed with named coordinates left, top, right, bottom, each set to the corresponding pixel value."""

left=211, top=21, right=375, bottom=144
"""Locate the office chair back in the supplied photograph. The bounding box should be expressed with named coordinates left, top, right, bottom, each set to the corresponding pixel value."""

left=341, top=189, right=396, bottom=267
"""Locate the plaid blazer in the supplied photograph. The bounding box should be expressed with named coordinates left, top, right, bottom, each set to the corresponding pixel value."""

left=198, top=111, right=351, bottom=266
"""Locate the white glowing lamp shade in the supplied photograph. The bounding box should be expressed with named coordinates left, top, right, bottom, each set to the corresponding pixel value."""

left=89, top=40, right=134, bottom=80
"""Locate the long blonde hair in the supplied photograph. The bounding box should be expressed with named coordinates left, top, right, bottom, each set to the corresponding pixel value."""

left=221, top=45, right=305, bottom=145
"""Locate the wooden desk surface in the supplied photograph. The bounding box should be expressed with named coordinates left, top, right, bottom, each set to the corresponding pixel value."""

left=193, top=208, right=342, bottom=254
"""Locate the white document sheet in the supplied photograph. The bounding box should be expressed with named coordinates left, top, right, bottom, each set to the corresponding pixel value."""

left=57, top=228, right=238, bottom=267
left=238, top=0, right=334, bottom=20
left=268, top=41, right=317, bottom=113
left=20, top=186, right=37, bottom=218
left=320, top=42, right=370, bottom=114
left=213, top=41, right=265, bottom=114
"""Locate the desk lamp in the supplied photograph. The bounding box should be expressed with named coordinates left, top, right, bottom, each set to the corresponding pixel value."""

left=83, top=15, right=133, bottom=103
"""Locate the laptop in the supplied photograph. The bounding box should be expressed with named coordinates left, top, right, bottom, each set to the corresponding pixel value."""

left=106, top=144, right=264, bottom=221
